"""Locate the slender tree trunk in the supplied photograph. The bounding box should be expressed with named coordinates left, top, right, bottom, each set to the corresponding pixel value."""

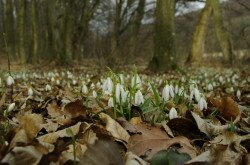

left=128, top=0, right=145, bottom=62
left=187, top=0, right=212, bottom=65
left=17, top=0, right=25, bottom=64
left=31, top=0, right=38, bottom=63
left=149, top=0, right=176, bottom=72
left=211, top=0, right=234, bottom=65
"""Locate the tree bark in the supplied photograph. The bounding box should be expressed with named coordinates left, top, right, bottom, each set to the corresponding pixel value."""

left=187, top=0, right=212, bottom=65
left=149, top=0, right=176, bottom=72
left=211, top=0, right=234, bottom=65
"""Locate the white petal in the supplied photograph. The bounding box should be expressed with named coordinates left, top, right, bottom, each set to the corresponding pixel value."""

left=169, top=107, right=178, bottom=120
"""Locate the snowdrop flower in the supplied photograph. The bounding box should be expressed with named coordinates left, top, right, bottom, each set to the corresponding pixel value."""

left=82, top=84, right=88, bottom=94
left=90, top=83, right=95, bottom=89
left=45, top=84, right=52, bottom=91
left=8, top=103, right=15, bottom=112
left=175, top=85, right=179, bottom=94
left=236, top=89, right=241, bottom=100
left=122, top=91, right=129, bottom=104
left=219, top=76, right=224, bottom=84
left=131, top=74, right=142, bottom=89
left=51, top=77, right=55, bottom=82
left=119, top=74, right=124, bottom=85
left=96, top=82, right=101, bottom=88
left=102, top=77, right=113, bottom=94
left=207, top=83, right=213, bottom=91
left=72, top=79, right=77, bottom=85
left=169, top=85, right=175, bottom=98
left=189, top=90, right=194, bottom=101
left=198, top=97, right=207, bottom=111
left=115, top=83, right=121, bottom=103
left=56, top=79, right=60, bottom=85
left=162, top=85, right=170, bottom=101
left=169, top=107, right=178, bottom=120
left=6, top=75, right=14, bottom=86
left=108, top=97, right=114, bottom=107
left=28, top=88, right=33, bottom=96
left=134, top=90, right=144, bottom=106
left=194, top=88, right=200, bottom=103
left=92, top=90, right=97, bottom=98
left=178, top=86, right=184, bottom=96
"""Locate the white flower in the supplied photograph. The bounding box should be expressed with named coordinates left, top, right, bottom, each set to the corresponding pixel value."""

left=169, top=85, right=175, bottom=98
left=194, top=88, right=200, bottom=102
left=207, top=83, right=213, bottom=91
left=122, top=91, right=129, bottom=104
left=28, top=88, right=33, bottom=96
left=72, top=80, right=77, bottom=85
left=178, top=86, right=184, bottom=96
left=189, top=90, right=194, bottom=101
left=92, top=90, right=97, bottom=98
left=90, top=83, right=95, bottom=89
left=108, top=97, right=114, bottom=107
left=236, top=89, right=241, bottom=100
left=169, top=107, right=178, bottom=120
left=219, top=76, right=224, bottom=84
left=6, top=75, right=14, bottom=86
left=134, top=90, right=144, bottom=106
left=51, top=77, right=55, bottom=82
left=56, top=80, right=60, bottom=85
left=45, top=84, right=52, bottom=91
left=175, top=85, right=179, bottom=94
left=81, top=84, right=88, bottom=94
left=119, top=74, right=124, bottom=85
left=198, top=97, right=207, bottom=111
left=131, top=74, right=142, bottom=89
left=8, top=103, right=15, bottom=112
left=115, top=83, right=121, bottom=103
left=96, top=82, right=101, bottom=88
left=102, top=77, right=113, bottom=94
left=162, top=85, right=170, bottom=101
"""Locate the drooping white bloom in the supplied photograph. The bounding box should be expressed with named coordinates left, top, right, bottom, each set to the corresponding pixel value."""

left=207, top=83, right=213, bottom=91
left=96, top=82, right=101, bottom=88
left=122, top=91, right=129, bottom=104
left=81, top=84, right=88, bottom=94
left=8, top=103, right=15, bottom=112
left=169, top=107, right=178, bottom=120
left=119, top=74, right=124, bottom=85
left=134, top=90, right=144, bottom=106
left=162, top=85, right=170, bottom=101
left=51, top=77, right=55, bottom=82
left=198, top=97, right=207, bottom=111
left=45, top=84, right=52, bottom=91
left=102, top=77, right=113, bottom=94
left=219, top=76, right=224, bottom=84
left=236, top=89, right=241, bottom=100
left=169, top=85, right=175, bottom=98
left=92, top=90, right=97, bottom=98
left=6, top=75, right=14, bottom=86
left=72, top=79, right=77, bottom=85
left=131, top=74, right=142, bottom=89
left=175, top=85, right=179, bottom=94
left=178, top=86, right=184, bottom=96
left=115, top=83, right=121, bottom=103
left=90, top=83, right=95, bottom=89
left=189, top=90, right=194, bottom=101
left=56, top=80, right=60, bottom=85
left=108, top=97, right=114, bottom=107
left=194, top=88, right=200, bottom=102
left=28, top=88, right=33, bottom=96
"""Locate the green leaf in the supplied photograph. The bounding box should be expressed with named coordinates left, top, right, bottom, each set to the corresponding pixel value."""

left=150, top=149, right=191, bottom=165
left=150, top=83, right=161, bottom=106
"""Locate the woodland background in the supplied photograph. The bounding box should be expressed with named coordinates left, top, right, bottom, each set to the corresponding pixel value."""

left=0, top=0, right=249, bottom=71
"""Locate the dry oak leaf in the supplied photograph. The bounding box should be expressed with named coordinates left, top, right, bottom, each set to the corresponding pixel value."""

left=1, top=146, right=43, bottom=165
left=125, top=152, right=147, bottom=165
left=9, top=129, right=29, bottom=150
left=19, top=113, right=44, bottom=139
left=38, top=122, right=87, bottom=144
left=209, top=97, right=240, bottom=120
left=62, top=99, right=87, bottom=118
left=128, top=123, right=197, bottom=160
left=99, top=113, right=130, bottom=143
left=47, top=100, right=63, bottom=118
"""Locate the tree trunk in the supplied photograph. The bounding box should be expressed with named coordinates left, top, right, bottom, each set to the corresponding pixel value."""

left=149, top=0, right=176, bottom=72
left=187, top=0, right=212, bottom=65
left=211, top=0, right=234, bottom=65
left=128, top=0, right=145, bottom=63
left=31, top=0, right=38, bottom=63
left=17, top=0, right=25, bottom=64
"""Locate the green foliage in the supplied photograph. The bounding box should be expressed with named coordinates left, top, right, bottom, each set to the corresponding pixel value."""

left=150, top=149, right=191, bottom=165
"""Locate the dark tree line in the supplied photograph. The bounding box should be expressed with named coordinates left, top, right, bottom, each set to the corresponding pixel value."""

left=0, top=0, right=249, bottom=71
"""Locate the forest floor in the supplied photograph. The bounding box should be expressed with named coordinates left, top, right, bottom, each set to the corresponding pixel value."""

left=0, top=64, right=250, bottom=165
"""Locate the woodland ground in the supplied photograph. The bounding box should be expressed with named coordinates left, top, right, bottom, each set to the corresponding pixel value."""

left=0, top=62, right=250, bottom=165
